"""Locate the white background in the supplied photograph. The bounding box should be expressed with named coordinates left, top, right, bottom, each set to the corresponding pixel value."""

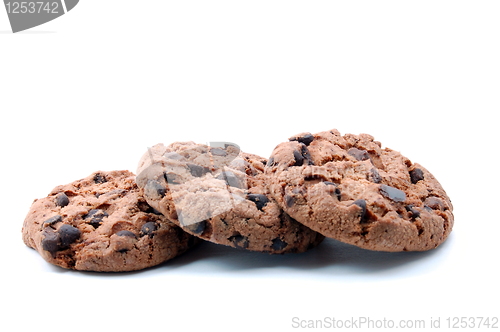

left=1, top=1, right=499, bottom=331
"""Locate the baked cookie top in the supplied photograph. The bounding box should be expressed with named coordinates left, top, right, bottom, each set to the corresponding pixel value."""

left=265, top=129, right=454, bottom=252
left=22, top=170, right=197, bottom=272
left=136, top=142, right=324, bottom=254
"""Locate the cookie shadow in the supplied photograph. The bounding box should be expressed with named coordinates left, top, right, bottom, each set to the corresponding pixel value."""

left=163, top=234, right=453, bottom=277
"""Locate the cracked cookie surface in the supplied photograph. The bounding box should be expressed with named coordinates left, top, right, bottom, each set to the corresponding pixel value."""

left=22, top=170, right=197, bottom=272
left=136, top=142, right=324, bottom=254
left=265, top=129, right=454, bottom=252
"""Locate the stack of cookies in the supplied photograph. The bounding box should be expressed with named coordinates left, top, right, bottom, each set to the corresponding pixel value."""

left=22, top=129, right=454, bottom=272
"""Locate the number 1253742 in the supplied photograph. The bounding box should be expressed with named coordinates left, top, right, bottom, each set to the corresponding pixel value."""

left=5, top=2, right=60, bottom=14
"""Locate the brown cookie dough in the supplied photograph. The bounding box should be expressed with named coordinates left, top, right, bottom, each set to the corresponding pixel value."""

left=265, top=129, right=454, bottom=252
left=136, top=142, right=324, bottom=254
left=22, top=170, right=197, bottom=272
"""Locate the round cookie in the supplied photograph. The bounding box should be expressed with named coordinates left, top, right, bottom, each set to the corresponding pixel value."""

left=22, top=170, right=197, bottom=272
left=136, top=142, right=324, bottom=254
left=265, top=129, right=454, bottom=252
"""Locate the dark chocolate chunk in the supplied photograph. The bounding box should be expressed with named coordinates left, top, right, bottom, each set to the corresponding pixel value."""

left=183, top=220, right=206, bottom=235
left=84, top=209, right=108, bottom=228
left=55, top=193, right=70, bottom=207
left=217, top=171, right=244, bottom=188
left=115, top=230, right=136, bottom=238
left=164, top=152, right=184, bottom=160
left=301, top=144, right=314, bottom=165
left=292, top=144, right=314, bottom=167
left=348, top=148, right=370, bottom=161
left=370, top=168, right=382, bottom=183
left=267, top=157, right=276, bottom=168
left=187, top=163, right=210, bottom=177
left=145, top=180, right=167, bottom=199
left=58, top=224, right=81, bottom=248
left=424, top=197, right=445, bottom=211
left=335, top=188, right=342, bottom=200
left=140, top=222, right=158, bottom=237
left=138, top=202, right=163, bottom=215
left=410, top=168, right=425, bottom=184
left=210, top=148, right=227, bottom=157
left=284, top=195, right=295, bottom=208
left=290, top=133, right=314, bottom=146
left=229, top=235, right=249, bottom=249
left=93, top=173, right=107, bottom=184
left=247, top=194, right=270, bottom=211
left=304, top=174, right=328, bottom=183
left=379, top=185, right=407, bottom=202
left=271, top=238, right=288, bottom=251
left=405, top=205, right=421, bottom=220
left=43, top=215, right=62, bottom=227
left=164, top=172, right=181, bottom=185
left=41, top=229, right=60, bottom=255
left=293, top=150, right=305, bottom=166
left=352, top=199, right=367, bottom=222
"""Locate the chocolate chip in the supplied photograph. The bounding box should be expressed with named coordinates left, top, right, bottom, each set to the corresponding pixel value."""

left=410, top=168, right=425, bottom=184
left=115, top=230, right=136, bottom=238
left=138, top=202, right=163, bottom=215
left=164, top=172, right=181, bottom=184
left=164, top=152, right=184, bottom=160
left=405, top=205, right=421, bottom=220
left=183, top=220, right=206, bottom=235
left=187, top=163, right=210, bottom=177
left=84, top=209, right=108, bottom=228
left=247, top=194, right=270, bottom=211
left=43, top=215, right=62, bottom=227
left=292, top=144, right=314, bottom=167
left=229, top=235, right=249, bottom=249
left=41, top=229, right=60, bottom=255
left=289, top=133, right=314, bottom=146
left=55, top=193, right=70, bottom=207
left=141, top=222, right=158, bottom=237
left=304, top=174, right=329, bottom=183
left=145, top=180, right=167, bottom=199
left=211, top=148, right=227, bottom=157
left=58, top=224, right=81, bottom=248
left=424, top=197, right=445, bottom=211
left=93, top=173, right=107, bottom=184
left=370, top=168, right=382, bottom=183
left=379, top=185, right=407, bottom=202
left=293, top=150, right=305, bottom=166
left=348, top=148, right=370, bottom=161
left=267, top=157, right=276, bottom=167
left=217, top=171, right=244, bottom=188
left=301, top=144, right=314, bottom=164
left=284, top=195, right=295, bottom=207
left=271, top=238, right=288, bottom=251
left=352, top=199, right=367, bottom=222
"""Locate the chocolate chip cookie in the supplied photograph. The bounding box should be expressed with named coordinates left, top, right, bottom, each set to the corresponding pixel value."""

left=265, top=129, right=454, bottom=252
left=22, top=170, right=197, bottom=272
left=136, top=142, right=324, bottom=253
